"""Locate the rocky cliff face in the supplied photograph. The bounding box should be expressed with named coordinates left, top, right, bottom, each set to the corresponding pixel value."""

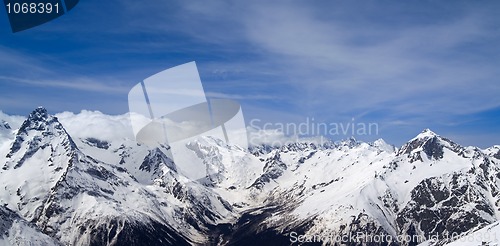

left=0, top=108, right=498, bottom=246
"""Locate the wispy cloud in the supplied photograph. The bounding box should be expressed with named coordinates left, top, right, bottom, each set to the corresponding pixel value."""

left=132, top=1, right=500, bottom=119
left=237, top=3, right=499, bottom=112
left=206, top=91, right=278, bottom=101
left=0, top=76, right=129, bottom=94
left=1, top=0, right=499, bottom=147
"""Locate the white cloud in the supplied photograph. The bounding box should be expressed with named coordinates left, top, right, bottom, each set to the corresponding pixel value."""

left=1, top=0, right=498, bottom=148
left=238, top=3, right=500, bottom=114
left=0, top=111, right=25, bottom=130
left=55, top=110, right=136, bottom=142
left=0, top=76, right=129, bottom=94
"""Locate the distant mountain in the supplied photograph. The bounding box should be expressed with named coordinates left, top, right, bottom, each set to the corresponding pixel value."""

left=0, top=108, right=499, bottom=246
left=0, top=108, right=237, bottom=245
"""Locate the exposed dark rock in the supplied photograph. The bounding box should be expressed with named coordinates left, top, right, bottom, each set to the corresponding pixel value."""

left=140, top=148, right=176, bottom=173
left=83, top=138, right=110, bottom=150
left=1, top=120, right=10, bottom=130
left=250, top=152, right=287, bottom=189
left=78, top=217, right=192, bottom=246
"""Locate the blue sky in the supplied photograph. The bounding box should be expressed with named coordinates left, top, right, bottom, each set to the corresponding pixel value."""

left=0, top=0, right=499, bottom=147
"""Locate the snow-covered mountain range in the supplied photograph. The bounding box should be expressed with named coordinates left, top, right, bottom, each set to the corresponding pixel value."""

left=0, top=107, right=499, bottom=246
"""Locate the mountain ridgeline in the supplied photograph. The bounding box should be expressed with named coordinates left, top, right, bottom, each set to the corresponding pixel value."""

left=0, top=107, right=499, bottom=246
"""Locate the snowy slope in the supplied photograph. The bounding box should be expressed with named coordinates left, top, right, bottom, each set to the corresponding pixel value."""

left=0, top=107, right=78, bottom=222
left=0, top=108, right=499, bottom=246
left=225, top=129, right=500, bottom=245
left=419, top=220, right=500, bottom=246
left=444, top=220, right=500, bottom=246
left=0, top=205, right=62, bottom=246
left=0, top=108, right=241, bottom=245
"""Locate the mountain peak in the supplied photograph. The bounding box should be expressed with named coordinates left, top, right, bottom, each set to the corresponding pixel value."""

left=372, top=138, right=396, bottom=153
left=339, top=136, right=359, bottom=147
left=140, top=148, right=176, bottom=173
left=398, top=129, right=462, bottom=162
left=29, top=106, right=49, bottom=120
left=414, top=128, right=438, bottom=139
left=5, top=107, right=77, bottom=166
left=18, top=107, right=58, bottom=133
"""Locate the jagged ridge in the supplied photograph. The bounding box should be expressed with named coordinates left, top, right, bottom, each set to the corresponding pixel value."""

left=0, top=108, right=499, bottom=246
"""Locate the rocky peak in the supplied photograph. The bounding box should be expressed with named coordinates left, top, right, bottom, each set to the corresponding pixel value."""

left=485, top=146, right=500, bottom=159
left=1, top=120, right=10, bottom=130
left=248, top=144, right=276, bottom=156
left=250, top=150, right=287, bottom=189
left=338, top=136, right=360, bottom=148
left=30, top=106, right=48, bottom=120
left=5, top=107, right=77, bottom=168
left=397, top=129, right=462, bottom=162
left=281, top=142, right=320, bottom=152
left=140, top=148, right=176, bottom=173
left=417, top=128, right=437, bottom=138
left=18, top=107, right=61, bottom=133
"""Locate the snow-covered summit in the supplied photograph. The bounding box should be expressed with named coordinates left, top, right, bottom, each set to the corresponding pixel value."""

left=0, top=108, right=499, bottom=246
left=484, top=145, right=500, bottom=159
left=4, top=107, right=77, bottom=169
left=415, top=128, right=438, bottom=138
left=397, top=128, right=462, bottom=162
left=0, top=108, right=241, bottom=245
left=18, top=107, right=55, bottom=131
left=372, top=138, right=397, bottom=153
